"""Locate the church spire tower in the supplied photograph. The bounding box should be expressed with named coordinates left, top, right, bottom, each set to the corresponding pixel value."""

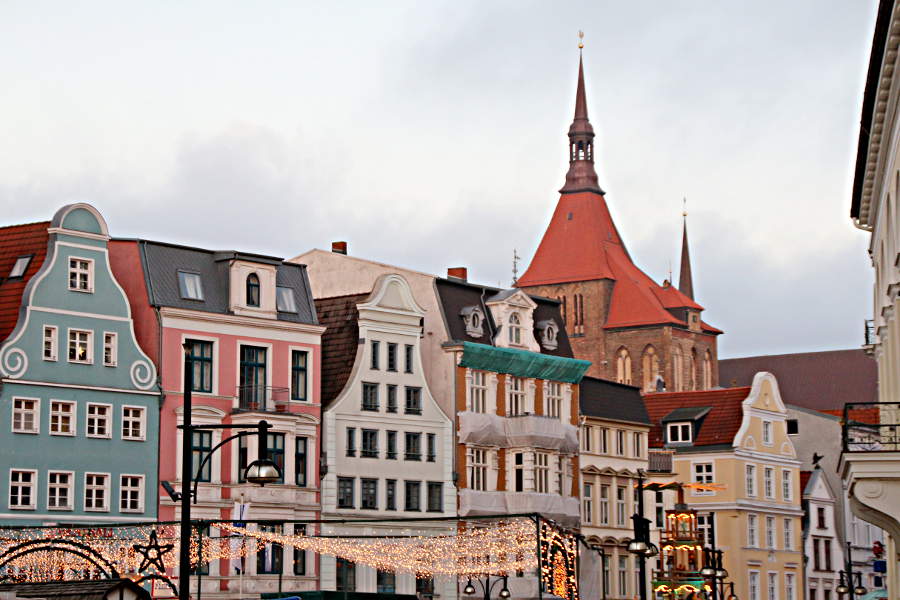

left=678, top=201, right=694, bottom=299
left=560, top=34, right=603, bottom=194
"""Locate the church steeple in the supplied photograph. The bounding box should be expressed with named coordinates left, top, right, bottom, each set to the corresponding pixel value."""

left=560, top=46, right=603, bottom=195
left=678, top=206, right=694, bottom=300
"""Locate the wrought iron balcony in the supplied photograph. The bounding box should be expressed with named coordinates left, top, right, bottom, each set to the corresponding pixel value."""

left=842, top=402, right=900, bottom=452
left=648, top=450, right=674, bottom=473
left=235, top=385, right=290, bottom=412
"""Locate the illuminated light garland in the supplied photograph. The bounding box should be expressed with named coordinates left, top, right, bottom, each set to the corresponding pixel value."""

left=538, top=522, right=578, bottom=600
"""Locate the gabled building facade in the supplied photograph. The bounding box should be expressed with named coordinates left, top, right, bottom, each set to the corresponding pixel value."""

left=110, top=239, right=324, bottom=598
left=515, top=52, right=721, bottom=390
left=315, top=273, right=456, bottom=597
left=644, top=372, right=803, bottom=600
left=0, top=204, right=160, bottom=525
left=801, top=468, right=841, bottom=600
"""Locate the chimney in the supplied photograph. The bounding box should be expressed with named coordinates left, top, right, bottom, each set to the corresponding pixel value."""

left=331, top=241, right=347, bottom=255
left=447, top=267, right=468, bottom=281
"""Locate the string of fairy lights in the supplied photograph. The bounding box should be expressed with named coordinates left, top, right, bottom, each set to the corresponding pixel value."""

left=0, top=518, right=562, bottom=583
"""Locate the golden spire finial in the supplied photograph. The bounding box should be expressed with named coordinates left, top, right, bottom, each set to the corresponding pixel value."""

left=578, top=30, right=584, bottom=49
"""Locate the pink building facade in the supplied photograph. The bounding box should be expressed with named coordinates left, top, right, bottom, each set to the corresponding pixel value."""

left=111, top=240, right=324, bottom=599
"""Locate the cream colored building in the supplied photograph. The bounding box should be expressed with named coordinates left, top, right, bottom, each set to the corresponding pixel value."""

left=645, top=372, right=803, bottom=600
left=845, top=0, right=900, bottom=596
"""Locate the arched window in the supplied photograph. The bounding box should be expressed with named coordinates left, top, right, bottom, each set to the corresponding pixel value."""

left=616, top=348, right=632, bottom=385
left=672, top=348, right=683, bottom=391
left=642, top=346, right=659, bottom=392
left=703, top=350, right=713, bottom=390
left=690, top=348, right=698, bottom=391
left=246, top=273, right=260, bottom=307
left=508, top=313, right=522, bottom=345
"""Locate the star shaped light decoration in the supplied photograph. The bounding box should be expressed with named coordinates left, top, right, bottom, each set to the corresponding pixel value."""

left=133, top=530, right=174, bottom=573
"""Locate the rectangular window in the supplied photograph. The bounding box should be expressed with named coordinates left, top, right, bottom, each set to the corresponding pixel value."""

left=693, top=462, right=714, bottom=494
left=599, top=427, right=609, bottom=453
left=764, top=467, right=774, bottom=499
left=86, top=404, right=111, bottom=438
left=238, top=435, right=249, bottom=483
left=120, top=475, right=144, bottom=513
left=427, top=481, right=443, bottom=512
left=84, top=473, right=109, bottom=511
left=362, top=383, right=379, bottom=411
left=257, top=524, right=283, bottom=575
left=813, top=538, right=821, bottom=570
left=405, top=386, right=422, bottom=414
left=9, top=470, right=36, bottom=509
left=817, top=506, right=826, bottom=529
left=749, top=572, right=760, bottom=600
left=267, top=433, right=285, bottom=484
left=785, top=573, right=795, bottom=600
left=766, top=516, right=775, bottom=549
left=514, top=452, right=524, bottom=492
left=782, top=470, right=792, bottom=501
left=346, top=427, right=356, bottom=457
left=50, top=400, right=75, bottom=436
left=599, top=484, right=610, bottom=525
left=338, top=477, right=355, bottom=508
left=12, top=398, right=39, bottom=434
left=361, top=429, right=379, bottom=458
left=767, top=572, right=778, bottom=600
left=746, top=464, right=757, bottom=496
left=361, top=478, right=378, bottom=509
left=534, top=452, right=550, bottom=493
left=405, top=432, right=422, bottom=460
left=43, top=326, right=57, bottom=361
left=177, top=271, right=204, bottom=300
left=386, top=431, right=397, bottom=459
left=470, top=370, right=487, bottom=413
left=824, top=539, right=832, bottom=571
left=103, top=332, right=117, bottom=366
left=291, top=350, right=308, bottom=401
left=546, top=382, right=562, bottom=418
left=787, top=419, right=799, bottom=434
left=386, top=479, right=397, bottom=510
left=655, top=491, right=665, bottom=528
left=617, top=555, right=628, bottom=597
left=616, top=485, right=627, bottom=526
left=295, top=437, right=308, bottom=487
left=336, top=558, right=356, bottom=592
left=239, top=345, right=267, bottom=409
left=763, top=421, right=773, bottom=445
left=192, top=430, right=213, bottom=482
left=292, top=525, right=307, bottom=575
left=276, top=286, right=298, bottom=313
left=615, top=429, right=625, bottom=455
left=122, top=407, right=145, bottom=440
left=377, top=570, right=396, bottom=594
left=386, top=384, right=398, bottom=413
left=370, top=340, right=380, bottom=370
left=404, top=344, right=414, bottom=373
left=404, top=480, right=421, bottom=511
left=582, top=482, right=593, bottom=524
left=633, top=432, right=643, bottom=458
left=508, top=377, right=526, bottom=415
left=748, top=514, right=758, bottom=547
left=468, top=448, right=488, bottom=491
left=185, top=339, right=214, bottom=393
left=68, top=257, right=93, bottom=292
left=48, top=471, right=72, bottom=510
left=581, top=425, right=593, bottom=452
left=427, top=433, right=436, bottom=462
left=68, top=329, right=92, bottom=363
left=387, top=343, right=397, bottom=371
left=783, top=518, right=793, bottom=550
left=667, top=422, right=692, bottom=443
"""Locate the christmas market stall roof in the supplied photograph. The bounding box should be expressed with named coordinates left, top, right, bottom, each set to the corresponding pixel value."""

left=0, top=578, right=151, bottom=600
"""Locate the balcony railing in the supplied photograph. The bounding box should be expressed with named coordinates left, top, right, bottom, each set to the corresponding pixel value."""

left=236, top=385, right=290, bottom=412
left=843, top=402, right=900, bottom=452
left=648, top=450, right=674, bottom=473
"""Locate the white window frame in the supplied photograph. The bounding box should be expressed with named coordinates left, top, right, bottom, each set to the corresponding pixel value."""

left=581, top=425, right=593, bottom=452
left=470, top=370, right=487, bottom=413
left=119, top=474, right=145, bottom=513
left=47, top=470, right=74, bottom=511
left=68, top=256, right=94, bottom=293
left=616, top=484, right=627, bottom=527
left=534, top=452, right=550, bottom=493
left=767, top=571, right=778, bottom=600
left=582, top=482, right=593, bottom=524
left=103, top=331, right=118, bottom=367
left=545, top=382, right=562, bottom=418
left=748, top=513, right=759, bottom=547
left=508, top=376, right=526, bottom=415
left=765, top=515, right=776, bottom=549
left=11, top=397, right=40, bottom=434
left=748, top=571, right=760, bottom=600
left=9, top=255, right=31, bottom=278
left=508, top=312, right=523, bottom=345
left=764, top=467, right=775, bottom=499
left=121, top=405, right=146, bottom=441
left=599, top=484, right=610, bottom=525
left=468, top=447, right=489, bottom=492
left=84, top=472, right=110, bottom=512
left=9, top=469, right=37, bottom=510
left=762, top=420, right=773, bottom=446
left=86, top=403, right=113, bottom=439
left=49, top=400, right=76, bottom=436
left=633, top=431, right=643, bottom=458
left=746, top=463, right=757, bottom=497
left=667, top=422, right=692, bottom=443
left=599, top=427, right=609, bottom=453
left=782, top=469, right=792, bottom=501
left=615, top=429, right=625, bottom=455
left=785, top=573, right=795, bottom=600
left=692, top=462, right=714, bottom=495
left=783, top=518, right=793, bottom=550
left=67, top=328, right=93, bottom=364
left=43, top=325, right=58, bottom=361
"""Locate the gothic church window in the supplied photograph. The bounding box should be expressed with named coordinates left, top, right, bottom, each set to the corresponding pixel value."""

left=642, top=346, right=659, bottom=392
left=616, top=348, right=632, bottom=385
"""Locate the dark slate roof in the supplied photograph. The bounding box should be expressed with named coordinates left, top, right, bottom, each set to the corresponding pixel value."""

left=137, top=240, right=318, bottom=324
left=0, top=221, right=50, bottom=343
left=579, top=376, right=649, bottom=424
left=644, top=387, right=750, bottom=448
left=719, top=349, right=877, bottom=412
left=0, top=578, right=150, bottom=599
left=435, top=277, right=573, bottom=358
left=661, top=406, right=711, bottom=422
left=316, top=292, right=367, bottom=406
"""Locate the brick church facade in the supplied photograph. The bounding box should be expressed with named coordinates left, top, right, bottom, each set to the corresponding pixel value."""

left=516, top=53, right=721, bottom=391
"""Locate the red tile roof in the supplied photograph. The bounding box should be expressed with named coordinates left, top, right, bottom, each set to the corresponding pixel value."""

left=516, top=191, right=717, bottom=332
left=799, top=470, right=812, bottom=494
left=0, top=222, right=50, bottom=343
left=643, top=387, right=750, bottom=448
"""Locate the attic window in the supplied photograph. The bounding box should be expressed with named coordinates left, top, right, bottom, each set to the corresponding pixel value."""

left=460, top=306, right=485, bottom=337
left=667, top=422, right=692, bottom=443
left=178, top=271, right=204, bottom=301
left=786, top=419, right=799, bottom=435
left=246, top=273, right=261, bottom=307
left=508, top=312, right=523, bottom=345
left=8, top=256, right=31, bottom=279
left=276, top=286, right=297, bottom=313
left=536, top=319, right=559, bottom=350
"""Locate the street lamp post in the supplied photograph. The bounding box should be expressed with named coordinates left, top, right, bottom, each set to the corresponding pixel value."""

left=836, top=541, right=867, bottom=597
left=462, top=575, right=511, bottom=600
left=627, top=469, right=657, bottom=600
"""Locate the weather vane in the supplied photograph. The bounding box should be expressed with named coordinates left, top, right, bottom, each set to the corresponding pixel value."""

left=578, top=30, right=584, bottom=50
left=512, top=248, right=522, bottom=285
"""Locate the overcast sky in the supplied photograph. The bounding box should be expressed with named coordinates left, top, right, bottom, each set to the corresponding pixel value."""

left=0, top=1, right=878, bottom=358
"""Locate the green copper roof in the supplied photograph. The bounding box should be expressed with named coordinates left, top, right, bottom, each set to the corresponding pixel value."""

left=458, top=342, right=591, bottom=383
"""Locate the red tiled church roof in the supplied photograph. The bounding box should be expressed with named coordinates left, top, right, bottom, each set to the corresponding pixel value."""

left=799, top=470, right=813, bottom=494
left=643, top=387, right=749, bottom=448
left=0, top=222, right=50, bottom=343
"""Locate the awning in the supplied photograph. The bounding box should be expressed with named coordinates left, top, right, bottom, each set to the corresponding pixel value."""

left=458, top=342, right=591, bottom=383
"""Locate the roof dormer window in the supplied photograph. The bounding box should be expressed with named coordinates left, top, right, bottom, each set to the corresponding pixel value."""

left=276, top=286, right=297, bottom=313
left=536, top=319, right=559, bottom=350
left=460, top=306, right=485, bottom=337
left=8, top=255, right=31, bottom=279
left=508, top=312, right=522, bottom=345
left=667, top=422, right=692, bottom=444
left=178, top=271, right=204, bottom=301
left=246, top=273, right=260, bottom=307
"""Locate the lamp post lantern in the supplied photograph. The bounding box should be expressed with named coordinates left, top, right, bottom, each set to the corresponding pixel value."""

left=462, top=575, right=510, bottom=600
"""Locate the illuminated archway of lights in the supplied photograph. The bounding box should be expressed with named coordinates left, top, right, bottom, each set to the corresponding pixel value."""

left=0, top=518, right=549, bottom=582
